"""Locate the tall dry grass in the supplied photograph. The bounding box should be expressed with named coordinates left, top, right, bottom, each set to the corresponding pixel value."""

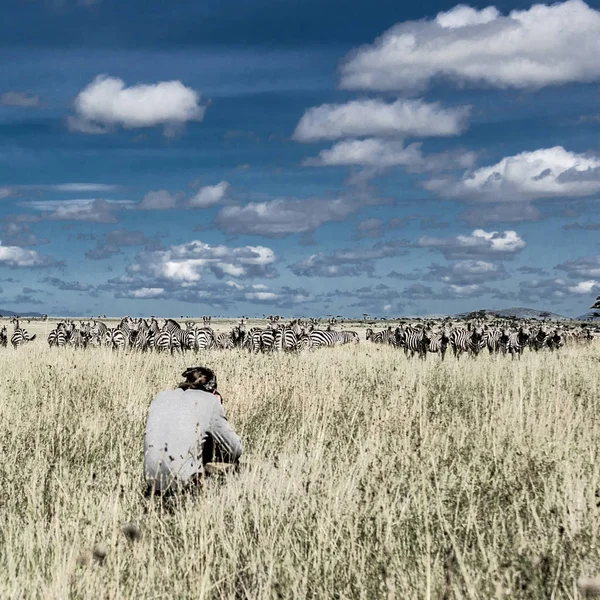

left=1, top=324, right=600, bottom=598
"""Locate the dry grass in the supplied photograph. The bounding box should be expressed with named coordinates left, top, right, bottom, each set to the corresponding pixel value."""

left=2, top=320, right=600, bottom=599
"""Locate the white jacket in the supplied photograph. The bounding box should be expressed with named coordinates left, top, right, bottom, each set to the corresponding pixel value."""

left=143, top=388, right=242, bottom=492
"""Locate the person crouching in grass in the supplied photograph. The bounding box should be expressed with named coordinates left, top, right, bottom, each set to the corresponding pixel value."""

left=143, top=366, right=242, bottom=494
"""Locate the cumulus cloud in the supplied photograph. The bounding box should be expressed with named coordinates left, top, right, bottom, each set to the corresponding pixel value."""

left=0, top=243, right=60, bottom=268
left=139, top=190, right=179, bottom=210
left=290, top=241, right=409, bottom=278
left=555, top=254, right=600, bottom=279
left=0, top=91, right=42, bottom=107
left=102, top=277, right=312, bottom=308
left=424, top=260, right=509, bottom=285
left=188, top=181, right=230, bottom=208
left=426, top=146, right=600, bottom=202
left=0, top=215, right=48, bottom=247
left=293, top=98, right=470, bottom=142
left=126, top=240, right=277, bottom=283
left=516, top=277, right=600, bottom=302
left=215, top=194, right=387, bottom=237
left=23, top=199, right=128, bottom=223
left=340, top=0, right=600, bottom=92
left=416, top=229, right=526, bottom=259
left=305, top=138, right=476, bottom=172
left=68, top=75, right=205, bottom=136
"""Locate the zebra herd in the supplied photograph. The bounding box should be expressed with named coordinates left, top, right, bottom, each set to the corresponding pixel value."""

left=2, top=315, right=598, bottom=359
left=42, top=315, right=360, bottom=354
left=366, top=320, right=596, bottom=359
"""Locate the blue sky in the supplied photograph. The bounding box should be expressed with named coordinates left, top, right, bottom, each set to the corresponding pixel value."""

left=1, top=0, right=600, bottom=318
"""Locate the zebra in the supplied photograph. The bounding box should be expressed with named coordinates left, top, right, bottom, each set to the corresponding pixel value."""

left=105, top=328, right=126, bottom=350
left=401, top=326, right=427, bottom=359
left=450, top=325, right=485, bottom=359
left=0, top=325, right=7, bottom=347
left=11, top=322, right=36, bottom=349
left=215, top=331, right=234, bottom=349
left=251, top=328, right=277, bottom=353
left=186, top=327, right=215, bottom=352
left=366, top=327, right=394, bottom=345
left=482, top=326, right=502, bottom=355
left=118, top=316, right=142, bottom=348
left=231, top=321, right=247, bottom=348
left=339, top=330, right=360, bottom=344
left=308, top=329, right=346, bottom=348
left=531, top=325, right=550, bottom=351
left=425, top=326, right=451, bottom=360
left=89, top=320, right=108, bottom=346
left=547, top=329, right=564, bottom=351
left=274, top=326, right=299, bottom=352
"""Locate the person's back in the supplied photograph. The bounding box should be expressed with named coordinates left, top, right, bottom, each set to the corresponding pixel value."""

left=144, top=371, right=242, bottom=493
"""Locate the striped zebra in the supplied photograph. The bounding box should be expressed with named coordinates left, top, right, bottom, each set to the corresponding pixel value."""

left=11, top=322, right=36, bottom=349
left=48, top=322, right=69, bottom=347
left=118, top=317, right=142, bottom=349
left=251, top=328, right=277, bottom=353
left=308, top=329, right=345, bottom=348
left=482, top=327, right=502, bottom=354
left=105, top=328, right=126, bottom=350
left=499, top=328, right=524, bottom=359
left=425, top=327, right=450, bottom=360
left=366, top=327, right=394, bottom=345
left=274, top=326, right=298, bottom=352
left=90, top=320, right=108, bottom=346
left=401, top=326, right=427, bottom=359
left=547, top=329, right=564, bottom=351
left=131, top=319, right=155, bottom=352
left=296, top=333, right=312, bottom=351
left=0, top=325, right=7, bottom=347
left=531, top=326, right=550, bottom=351
left=186, top=327, right=215, bottom=352
left=215, top=331, right=234, bottom=349
left=67, top=327, right=88, bottom=349
left=339, top=330, right=360, bottom=344
left=450, top=325, right=485, bottom=359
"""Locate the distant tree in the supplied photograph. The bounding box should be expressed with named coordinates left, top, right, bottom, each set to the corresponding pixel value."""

left=539, top=311, right=552, bottom=320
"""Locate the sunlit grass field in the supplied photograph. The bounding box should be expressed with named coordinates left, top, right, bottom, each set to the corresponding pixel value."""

left=2, top=319, right=600, bottom=599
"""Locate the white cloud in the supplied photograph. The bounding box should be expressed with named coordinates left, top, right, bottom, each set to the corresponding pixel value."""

left=127, top=240, right=277, bottom=283
left=304, top=138, right=476, bottom=171
left=426, top=146, right=600, bottom=202
left=417, top=229, right=526, bottom=259
left=216, top=194, right=386, bottom=237
left=126, top=287, right=166, bottom=299
left=139, top=190, right=179, bottom=210
left=188, top=181, right=230, bottom=208
left=44, top=183, right=118, bottom=193
left=0, top=243, right=57, bottom=268
left=68, top=75, right=205, bottom=135
left=341, top=0, right=600, bottom=92
left=568, top=280, right=600, bottom=294
left=556, top=254, right=600, bottom=279
left=22, top=199, right=131, bottom=223
left=293, top=98, right=470, bottom=142
left=425, top=259, right=509, bottom=285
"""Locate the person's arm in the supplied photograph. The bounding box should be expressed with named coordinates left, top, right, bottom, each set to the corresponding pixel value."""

left=209, top=402, right=242, bottom=463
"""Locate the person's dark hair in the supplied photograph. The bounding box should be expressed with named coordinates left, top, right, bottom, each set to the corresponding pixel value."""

left=179, top=366, right=218, bottom=392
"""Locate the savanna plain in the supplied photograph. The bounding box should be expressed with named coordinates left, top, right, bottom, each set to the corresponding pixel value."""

left=2, top=318, right=600, bottom=599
